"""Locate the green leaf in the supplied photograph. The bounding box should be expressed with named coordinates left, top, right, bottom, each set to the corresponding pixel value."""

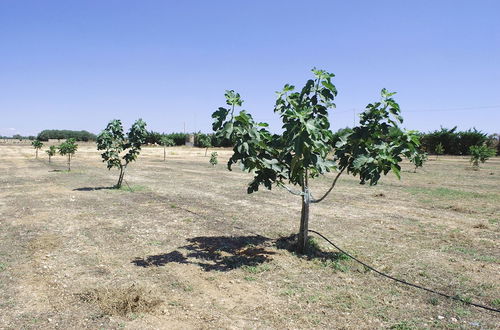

left=390, top=164, right=401, bottom=179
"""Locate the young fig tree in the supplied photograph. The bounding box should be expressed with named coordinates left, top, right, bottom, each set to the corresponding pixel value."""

left=469, top=145, right=495, bottom=170
left=32, top=140, right=44, bottom=159
left=435, top=142, right=444, bottom=160
left=96, top=119, right=147, bottom=188
left=212, top=69, right=420, bottom=254
left=58, top=138, right=78, bottom=171
left=160, top=136, right=174, bottom=162
left=407, top=149, right=428, bottom=173
left=210, top=151, right=218, bottom=166
left=196, top=133, right=212, bottom=156
left=46, top=145, right=57, bottom=163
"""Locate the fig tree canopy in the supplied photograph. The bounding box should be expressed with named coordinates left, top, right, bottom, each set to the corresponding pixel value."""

left=212, top=69, right=420, bottom=253
left=97, top=119, right=148, bottom=188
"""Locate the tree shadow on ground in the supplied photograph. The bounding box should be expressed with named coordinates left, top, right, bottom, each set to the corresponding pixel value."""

left=276, top=234, right=349, bottom=262
left=132, top=235, right=274, bottom=271
left=73, top=186, right=115, bottom=191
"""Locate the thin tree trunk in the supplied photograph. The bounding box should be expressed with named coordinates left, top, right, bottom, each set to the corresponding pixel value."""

left=36, top=149, right=38, bottom=159
left=116, top=165, right=126, bottom=188
left=297, top=171, right=310, bottom=254
left=49, top=155, right=51, bottom=163
left=205, top=147, right=208, bottom=157
left=164, top=146, right=166, bottom=162
left=68, top=155, right=71, bottom=171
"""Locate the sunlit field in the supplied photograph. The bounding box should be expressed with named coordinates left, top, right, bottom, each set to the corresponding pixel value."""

left=1, top=143, right=499, bottom=329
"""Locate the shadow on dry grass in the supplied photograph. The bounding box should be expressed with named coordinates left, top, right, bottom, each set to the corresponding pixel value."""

left=73, top=186, right=115, bottom=191
left=276, top=233, right=351, bottom=262
left=132, top=234, right=350, bottom=272
left=132, top=235, right=274, bottom=271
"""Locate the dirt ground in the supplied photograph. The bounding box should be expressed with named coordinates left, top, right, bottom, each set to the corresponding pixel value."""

left=0, top=143, right=498, bottom=329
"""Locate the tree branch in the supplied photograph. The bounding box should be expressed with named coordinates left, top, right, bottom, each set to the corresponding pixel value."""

left=278, top=183, right=304, bottom=196
left=310, top=167, right=345, bottom=203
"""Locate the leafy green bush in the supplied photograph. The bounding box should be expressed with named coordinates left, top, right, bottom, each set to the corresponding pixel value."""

left=469, top=145, right=496, bottom=169
left=209, top=152, right=218, bottom=166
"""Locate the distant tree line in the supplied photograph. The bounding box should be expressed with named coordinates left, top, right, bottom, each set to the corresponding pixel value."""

left=3, top=126, right=499, bottom=156
left=419, top=127, right=498, bottom=155
left=37, top=130, right=97, bottom=141
left=332, top=126, right=499, bottom=156
left=144, top=131, right=231, bottom=148
left=1, top=134, right=36, bottom=140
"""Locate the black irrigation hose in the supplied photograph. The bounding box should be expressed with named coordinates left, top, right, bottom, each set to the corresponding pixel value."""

left=308, top=229, right=500, bottom=314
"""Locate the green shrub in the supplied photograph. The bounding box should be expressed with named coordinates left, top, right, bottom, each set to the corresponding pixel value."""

left=469, top=145, right=496, bottom=169
left=209, top=152, right=218, bottom=166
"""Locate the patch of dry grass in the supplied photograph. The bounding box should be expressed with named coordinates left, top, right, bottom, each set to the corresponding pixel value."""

left=79, top=284, right=163, bottom=317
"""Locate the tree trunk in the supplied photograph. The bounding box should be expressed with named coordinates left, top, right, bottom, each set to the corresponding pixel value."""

left=205, top=147, right=208, bottom=157
left=164, top=146, right=166, bottom=162
left=297, top=172, right=310, bottom=254
left=67, top=155, right=71, bottom=171
left=297, top=191, right=310, bottom=254
left=36, top=149, right=38, bottom=159
left=48, top=155, right=51, bottom=163
left=116, top=165, right=126, bottom=188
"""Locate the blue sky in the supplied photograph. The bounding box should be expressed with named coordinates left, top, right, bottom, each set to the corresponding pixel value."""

left=1, top=0, right=499, bottom=136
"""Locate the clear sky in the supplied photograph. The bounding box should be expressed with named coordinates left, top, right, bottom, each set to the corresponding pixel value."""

left=1, top=0, right=499, bottom=136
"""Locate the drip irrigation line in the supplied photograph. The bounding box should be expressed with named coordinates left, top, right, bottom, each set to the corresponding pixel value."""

left=308, top=229, right=500, bottom=314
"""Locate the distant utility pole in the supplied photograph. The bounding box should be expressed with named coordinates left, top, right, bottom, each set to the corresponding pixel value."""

left=183, top=122, right=186, bottom=133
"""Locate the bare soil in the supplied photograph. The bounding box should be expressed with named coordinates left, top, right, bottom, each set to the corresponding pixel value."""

left=0, top=144, right=499, bottom=329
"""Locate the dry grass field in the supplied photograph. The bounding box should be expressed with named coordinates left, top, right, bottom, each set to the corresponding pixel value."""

left=0, top=144, right=499, bottom=329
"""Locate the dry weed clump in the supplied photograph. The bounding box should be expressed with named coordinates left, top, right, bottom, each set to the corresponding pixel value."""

left=79, top=284, right=163, bottom=316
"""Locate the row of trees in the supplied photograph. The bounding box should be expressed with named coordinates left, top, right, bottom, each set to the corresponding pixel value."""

left=37, top=129, right=97, bottom=142
left=144, top=131, right=231, bottom=148
left=32, top=139, right=78, bottom=170
left=333, top=127, right=499, bottom=156
left=10, top=128, right=500, bottom=157
left=148, top=127, right=499, bottom=157
left=418, top=127, right=499, bottom=155
left=1, top=134, right=37, bottom=140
